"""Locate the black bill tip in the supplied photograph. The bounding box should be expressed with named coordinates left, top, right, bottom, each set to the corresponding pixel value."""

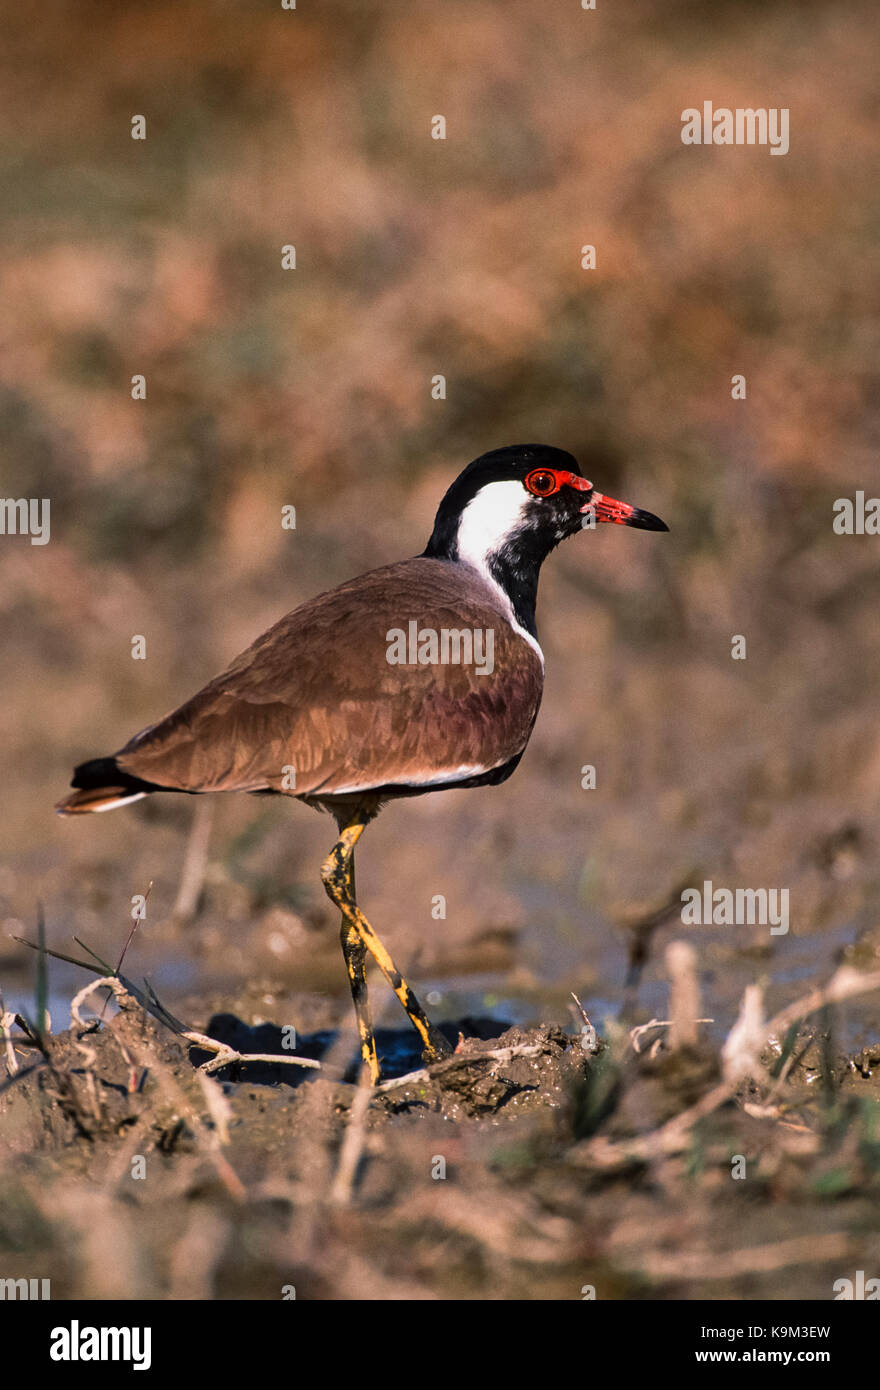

left=626, top=507, right=669, bottom=532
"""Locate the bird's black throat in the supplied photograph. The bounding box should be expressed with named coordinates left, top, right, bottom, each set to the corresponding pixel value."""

left=423, top=510, right=566, bottom=640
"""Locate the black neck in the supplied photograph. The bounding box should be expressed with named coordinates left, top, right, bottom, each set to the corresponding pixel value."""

left=484, top=544, right=542, bottom=638
left=423, top=518, right=554, bottom=640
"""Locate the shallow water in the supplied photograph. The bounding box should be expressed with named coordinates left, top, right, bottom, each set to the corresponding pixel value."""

left=4, top=902, right=870, bottom=1061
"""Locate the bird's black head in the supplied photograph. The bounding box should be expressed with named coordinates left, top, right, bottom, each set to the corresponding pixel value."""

left=423, top=444, right=667, bottom=637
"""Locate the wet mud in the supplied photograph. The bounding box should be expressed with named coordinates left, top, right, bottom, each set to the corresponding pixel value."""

left=2, top=985, right=878, bottom=1301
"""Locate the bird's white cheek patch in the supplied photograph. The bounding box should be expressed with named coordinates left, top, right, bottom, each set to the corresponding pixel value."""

left=455, top=481, right=532, bottom=568
left=454, top=480, right=545, bottom=668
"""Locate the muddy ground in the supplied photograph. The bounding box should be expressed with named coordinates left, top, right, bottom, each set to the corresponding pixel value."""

left=2, top=957, right=879, bottom=1301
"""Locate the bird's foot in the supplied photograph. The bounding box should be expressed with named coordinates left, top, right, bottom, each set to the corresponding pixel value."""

left=422, top=1028, right=453, bottom=1064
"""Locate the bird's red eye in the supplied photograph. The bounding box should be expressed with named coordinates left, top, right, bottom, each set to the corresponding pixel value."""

left=525, top=469, right=559, bottom=498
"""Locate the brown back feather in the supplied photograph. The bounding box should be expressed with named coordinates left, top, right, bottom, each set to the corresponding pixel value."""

left=115, top=558, right=544, bottom=797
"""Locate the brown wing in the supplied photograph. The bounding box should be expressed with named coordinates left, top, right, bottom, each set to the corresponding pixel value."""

left=116, top=557, right=544, bottom=797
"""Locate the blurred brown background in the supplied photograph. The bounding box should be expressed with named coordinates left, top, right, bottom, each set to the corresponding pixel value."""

left=1, top=0, right=878, bottom=1046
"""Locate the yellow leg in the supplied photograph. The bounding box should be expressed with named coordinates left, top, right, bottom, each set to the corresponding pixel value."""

left=321, top=816, right=451, bottom=1078
left=338, top=848, right=379, bottom=1084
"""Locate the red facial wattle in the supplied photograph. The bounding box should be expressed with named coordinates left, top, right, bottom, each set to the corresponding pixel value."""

left=523, top=467, right=668, bottom=532
left=524, top=467, right=593, bottom=498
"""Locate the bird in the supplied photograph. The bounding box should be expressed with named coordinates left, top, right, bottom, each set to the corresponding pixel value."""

left=57, top=444, right=667, bottom=1083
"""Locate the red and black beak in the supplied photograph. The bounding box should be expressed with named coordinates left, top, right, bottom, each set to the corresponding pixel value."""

left=583, top=489, right=668, bottom=531
left=564, top=473, right=668, bottom=531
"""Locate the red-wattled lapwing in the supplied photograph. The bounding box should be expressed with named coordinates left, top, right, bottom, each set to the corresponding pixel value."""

left=57, top=445, right=667, bottom=1083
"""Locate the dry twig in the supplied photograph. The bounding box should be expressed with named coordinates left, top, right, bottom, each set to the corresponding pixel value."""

left=329, top=1066, right=373, bottom=1206
left=576, top=965, right=880, bottom=1170
left=376, top=1042, right=545, bottom=1093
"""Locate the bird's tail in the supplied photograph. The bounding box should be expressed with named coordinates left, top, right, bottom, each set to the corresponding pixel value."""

left=55, top=756, right=155, bottom=816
